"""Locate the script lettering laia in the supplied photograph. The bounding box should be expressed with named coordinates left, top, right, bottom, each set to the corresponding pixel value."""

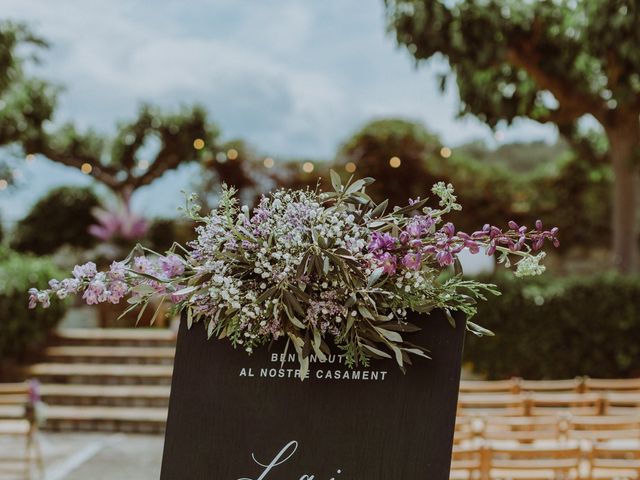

left=238, top=441, right=342, bottom=480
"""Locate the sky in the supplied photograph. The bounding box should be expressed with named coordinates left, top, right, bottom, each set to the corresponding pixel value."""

left=0, top=0, right=557, bottom=223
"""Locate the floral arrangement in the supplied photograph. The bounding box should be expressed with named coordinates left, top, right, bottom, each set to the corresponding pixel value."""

left=30, top=172, right=558, bottom=376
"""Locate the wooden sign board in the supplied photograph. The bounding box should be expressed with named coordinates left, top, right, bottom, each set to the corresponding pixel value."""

left=161, top=310, right=465, bottom=480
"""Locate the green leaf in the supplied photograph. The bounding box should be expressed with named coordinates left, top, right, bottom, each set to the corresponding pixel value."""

left=362, top=343, right=392, bottom=359
left=375, top=326, right=403, bottom=343
left=367, top=267, right=385, bottom=287
left=467, top=321, right=495, bottom=337
left=330, top=169, right=342, bottom=192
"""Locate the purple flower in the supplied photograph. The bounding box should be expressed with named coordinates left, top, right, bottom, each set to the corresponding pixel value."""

left=367, top=232, right=396, bottom=252
left=160, top=254, right=185, bottom=278
left=405, top=215, right=435, bottom=238
left=108, top=280, right=129, bottom=304
left=109, top=261, right=126, bottom=281
left=441, top=223, right=455, bottom=238
left=435, top=250, right=454, bottom=267
left=72, top=262, right=97, bottom=280
left=134, top=256, right=156, bottom=274
left=375, top=252, right=397, bottom=275
left=28, top=288, right=39, bottom=309
left=401, top=252, right=422, bottom=271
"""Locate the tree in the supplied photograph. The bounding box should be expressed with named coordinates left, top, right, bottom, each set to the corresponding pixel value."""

left=385, top=0, right=640, bottom=272
left=337, top=119, right=441, bottom=206
left=11, top=186, right=100, bottom=254
left=0, top=22, right=221, bottom=201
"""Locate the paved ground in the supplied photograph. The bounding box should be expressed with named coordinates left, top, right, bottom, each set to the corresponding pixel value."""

left=0, top=432, right=163, bottom=480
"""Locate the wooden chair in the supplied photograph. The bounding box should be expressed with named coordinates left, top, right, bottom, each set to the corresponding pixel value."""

left=486, top=444, right=581, bottom=480
left=527, top=393, right=603, bottom=416
left=589, top=444, right=640, bottom=479
left=454, top=416, right=477, bottom=445
left=460, top=379, right=520, bottom=395
left=450, top=445, right=484, bottom=480
left=458, top=394, right=527, bottom=417
left=584, top=378, right=640, bottom=393
left=479, top=415, right=569, bottom=444
left=0, top=381, right=44, bottom=480
left=568, top=415, right=640, bottom=442
left=602, top=392, right=640, bottom=415
left=519, top=378, right=584, bottom=394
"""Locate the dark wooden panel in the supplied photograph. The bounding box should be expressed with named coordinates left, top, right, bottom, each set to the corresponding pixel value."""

left=161, top=310, right=465, bottom=480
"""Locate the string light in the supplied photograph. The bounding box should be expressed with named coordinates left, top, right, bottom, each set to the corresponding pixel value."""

left=0, top=179, right=7, bottom=190
left=227, top=148, right=239, bottom=160
left=440, top=147, right=452, bottom=158
left=302, top=162, right=314, bottom=173
left=81, top=163, right=93, bottom=174
left=263, top=157, right=275, bottom=168
left=389, top=156, right=401, bottom=168
left=193, top=138, right=205, bottom=150
left=345, top=162, right=356, bottom=173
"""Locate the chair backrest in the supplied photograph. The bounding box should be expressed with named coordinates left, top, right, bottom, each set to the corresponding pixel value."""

left=453, top=416, right=476, bottom=445
left=0, top=382, right=36, bottom=422
left=459, top=379, right=520, bottom=394
left=458, top=394, right=526, bottom=417
left=590, top=444, right=640, bottom=476
left=584, top=377, right=640, bottom=393
left=528, top=392, right=603, bottom=416
left=488, top=444, right=581, bottom=476
left=519, top=378, right=584, bottom=393
left=569, top=415, right=640, bottom=442
left=602, top=392, right=640, bottom=415
left=450, top=445, right=483, bottom=473
left=480, top=415, right=569, bottom=443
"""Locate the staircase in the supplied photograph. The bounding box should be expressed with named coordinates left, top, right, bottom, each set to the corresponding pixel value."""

left=24, top=328, right=176, bottom=434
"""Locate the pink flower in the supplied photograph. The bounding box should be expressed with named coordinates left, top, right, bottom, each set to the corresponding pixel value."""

left=401, top=252, right=422, bottom=271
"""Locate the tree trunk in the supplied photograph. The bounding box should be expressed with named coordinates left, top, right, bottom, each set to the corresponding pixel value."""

left=607, top=122, right=640, bottom=273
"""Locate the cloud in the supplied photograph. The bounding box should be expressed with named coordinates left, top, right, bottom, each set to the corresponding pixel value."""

left=0, top=0, right=557, bottom=219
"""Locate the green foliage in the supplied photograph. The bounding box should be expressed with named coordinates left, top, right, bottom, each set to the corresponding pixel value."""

left=385, top=0, right=640, bottom=272
left=0, top=22, right=221, bottom=198
left=337, top=119, right=441, bottom=206
left=465, top=272, right=640, bottom=379
left=0, top=247, right=66, bottom=363
left=385, top=0, right=640, bottom=130
left=11, top=186, right=100, bottom=254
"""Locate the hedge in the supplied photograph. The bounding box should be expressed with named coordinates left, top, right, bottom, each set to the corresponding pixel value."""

left=0, top=247, right=67, bottom=364
left=11, top=186, right=100, bottom=255
left=463, top=272, right=640, bottom=379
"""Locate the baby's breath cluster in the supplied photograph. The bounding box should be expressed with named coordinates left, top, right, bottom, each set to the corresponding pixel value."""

left=29, top=172, right=559, bottom=376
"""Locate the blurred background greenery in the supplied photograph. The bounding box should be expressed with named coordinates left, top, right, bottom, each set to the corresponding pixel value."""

left=0, top=0, right=639, bottom=379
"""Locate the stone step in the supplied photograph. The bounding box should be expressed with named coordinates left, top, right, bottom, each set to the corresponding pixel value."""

left=53, top=328, right=176, bottom=347
left=43, top=405, right=168, bottom=434
left=40, top=384, right=171, bottom=407
left=25, top=363, right=173, bottom=385
left=43, top=345, right=175, bottom=365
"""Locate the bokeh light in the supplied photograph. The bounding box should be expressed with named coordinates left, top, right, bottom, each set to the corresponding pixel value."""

left=227, top=148, right=239, bottom=160
left=193, top=138, right=205, bottom=150
left=81, top=163, right=93, bottom=174
left=345, top=162, right=356, bottom=173
left=440, top=147, right=452, bottom=158
left=389, top=156, right=401, bottom=168
left=263, top=157, right=275, bottom=168
left=302, top=162, right=314, bottom=173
